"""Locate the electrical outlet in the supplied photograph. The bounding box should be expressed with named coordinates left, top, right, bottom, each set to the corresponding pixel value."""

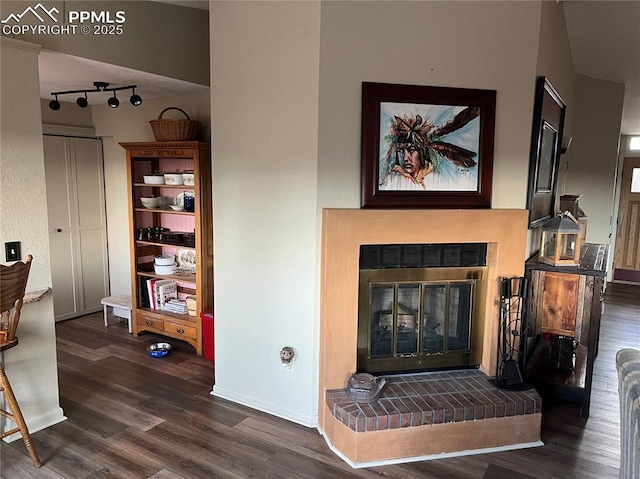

left=5, top=241, right=21, bottom=262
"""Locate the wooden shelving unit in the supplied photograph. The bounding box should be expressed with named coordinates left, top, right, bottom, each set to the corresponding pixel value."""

left=120, top=141, right=213, bottom=354
left=524, top=243, right=608, bottom=417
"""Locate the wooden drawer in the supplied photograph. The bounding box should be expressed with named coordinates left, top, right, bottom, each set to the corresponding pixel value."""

left=164, top=321, right=197, bottom=340
left=137, top=314, right=164, bottom=331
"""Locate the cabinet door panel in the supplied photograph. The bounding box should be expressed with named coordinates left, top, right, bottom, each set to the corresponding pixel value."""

left=48, top=230, right=78, bottom=318
left=541, top=272, right=579, bottom=336
left=73, top=138, right=105, bottom=228
left=79, top=228, right=109, bottom=311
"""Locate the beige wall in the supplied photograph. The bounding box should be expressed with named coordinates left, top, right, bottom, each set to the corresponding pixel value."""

left=210, top=0, right=578, bottom=426
left=526, top=0, right=576, bottom=254
left=211, top=1, right=322, bottom=425
left=317, top=1, right=542, bottom=211
left=40, top=98, right=94, bottom=128
left=91, top=93, right=210, bottom=297
left=0, top=1, right=209, bottom=85
left=562, top=74, right=625, bottom=246
left=0, top=37, right=65, bottom=437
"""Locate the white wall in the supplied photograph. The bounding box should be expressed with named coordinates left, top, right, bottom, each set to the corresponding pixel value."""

left=563, top=74, right=625, bottom=245
left=317, top=1, right=542, bottom=211
left=210, top=0, right=576, bottom=427
left=0, top=37, right=66, bottom=438
left=91, top=93, right=210, bottom=296
left=210, top=1, right=321, bottom=426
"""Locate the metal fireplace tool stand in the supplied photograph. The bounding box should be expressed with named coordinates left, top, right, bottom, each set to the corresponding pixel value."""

left=493, top=276, right=533, bottom=390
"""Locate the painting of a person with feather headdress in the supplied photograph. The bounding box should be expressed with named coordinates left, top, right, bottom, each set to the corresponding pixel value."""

left=378, top=102, right=481, bottom=191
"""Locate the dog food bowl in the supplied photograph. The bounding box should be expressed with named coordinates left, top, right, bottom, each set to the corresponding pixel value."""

left=147, top=342, right=172, bottom=358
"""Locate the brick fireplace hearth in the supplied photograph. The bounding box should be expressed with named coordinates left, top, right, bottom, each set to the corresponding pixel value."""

left=319, top=209, right=542, bottom=467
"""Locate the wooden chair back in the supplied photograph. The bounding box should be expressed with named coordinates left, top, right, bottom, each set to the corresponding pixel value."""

left=0, top=255, right=32, bottom=346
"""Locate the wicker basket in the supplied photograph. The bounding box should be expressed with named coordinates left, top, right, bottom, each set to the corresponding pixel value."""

left=149, top=107, right=200, bottom=141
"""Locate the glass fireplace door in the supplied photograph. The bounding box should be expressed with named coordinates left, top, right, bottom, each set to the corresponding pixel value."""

left=358, top=268, right=485, bottom=374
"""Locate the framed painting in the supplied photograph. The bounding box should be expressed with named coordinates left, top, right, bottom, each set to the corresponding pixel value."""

left=360, top=82, right=496, bottom=209
left=526, top=76, right=566, bottom=229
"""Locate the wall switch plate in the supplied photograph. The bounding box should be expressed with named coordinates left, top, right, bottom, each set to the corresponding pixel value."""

left=5, top=241, right=21, bottom=262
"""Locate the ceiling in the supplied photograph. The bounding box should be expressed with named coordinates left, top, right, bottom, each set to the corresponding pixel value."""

left=38, top=1, right=640, bottom=135
left=38, top=51, right=209, bottom=106
left=563, top=1, right=640, bottom=136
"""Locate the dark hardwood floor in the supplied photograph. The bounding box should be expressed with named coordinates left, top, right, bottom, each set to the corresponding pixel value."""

left=2, top=282, right=639, bottom=478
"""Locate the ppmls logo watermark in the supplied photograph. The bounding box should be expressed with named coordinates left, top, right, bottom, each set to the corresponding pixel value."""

left=1, top=2, right=126, bottom=36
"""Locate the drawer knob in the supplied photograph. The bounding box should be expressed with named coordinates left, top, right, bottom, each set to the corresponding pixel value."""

left=177, top=328, right=184, bottom=334
left=145, top=320, right=153, bottom=326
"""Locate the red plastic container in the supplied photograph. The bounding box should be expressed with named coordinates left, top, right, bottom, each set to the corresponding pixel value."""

left=200, top=310, right=214, bottom=361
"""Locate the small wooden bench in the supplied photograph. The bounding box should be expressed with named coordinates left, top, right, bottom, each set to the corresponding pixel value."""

left=101, top=296, right=132, bottom=334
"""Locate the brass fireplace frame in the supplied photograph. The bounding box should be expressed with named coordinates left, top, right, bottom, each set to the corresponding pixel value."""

left=358, top=267, right=487, bottom=374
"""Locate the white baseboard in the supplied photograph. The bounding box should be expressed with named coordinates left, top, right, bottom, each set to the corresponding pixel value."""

left=2, top=407, right=67, bottom=443
left=211, top=385, right=318, bottom=428
left=319, top=428, right=544, bottom=469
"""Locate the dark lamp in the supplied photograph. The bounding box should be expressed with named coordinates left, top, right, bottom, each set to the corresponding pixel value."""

left=76, top=93, right=88, bottom=108
left=48, top=82, right=142, bottom=111
left=108, top=93, right=119, bottom=108
left=130, top=88, right=142, bottom=106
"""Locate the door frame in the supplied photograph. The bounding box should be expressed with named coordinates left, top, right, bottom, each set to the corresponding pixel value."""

left=610, top=136, right=640, bottom=284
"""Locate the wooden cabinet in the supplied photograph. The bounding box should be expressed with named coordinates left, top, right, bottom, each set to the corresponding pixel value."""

left=120, top=142, right=213, bottom=354
left=525, top=243, right=608, bottom=417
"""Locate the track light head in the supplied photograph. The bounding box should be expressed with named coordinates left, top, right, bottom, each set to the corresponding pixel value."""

left=130, top=94, right=142, bottom=106
left=130, top=88, right=142, bottom=106
left=49, top=97, right=61, bottom=111
left=107, top=94, right=119, bottom=108
left=76, top=93, right=88, bottom=108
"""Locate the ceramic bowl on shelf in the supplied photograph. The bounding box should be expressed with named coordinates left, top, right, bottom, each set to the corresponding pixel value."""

left=140, top=196, right=161, bottom=209
left=182, top=172, right=194, bottom=186
left=154, top=254, right=175, bottom=266
left=164, top=173, right=184, bottom=185
left=154, top=263, right=176, bottom=275
left=143, top=175, right=165, bottom=185
left=169, top=205, right=184, bottom=211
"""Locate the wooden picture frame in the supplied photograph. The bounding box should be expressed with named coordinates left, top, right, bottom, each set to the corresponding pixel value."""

left=360, top=82, right=496, bottom=209
left=526, top=76, right=566, bottom=229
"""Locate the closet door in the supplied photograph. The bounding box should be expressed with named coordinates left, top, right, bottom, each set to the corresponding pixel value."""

left=44, top=135, right=109, bottom=321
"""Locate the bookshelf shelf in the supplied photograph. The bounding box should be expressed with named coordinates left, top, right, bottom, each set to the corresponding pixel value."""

left=121, top=141, right=213, bottom=355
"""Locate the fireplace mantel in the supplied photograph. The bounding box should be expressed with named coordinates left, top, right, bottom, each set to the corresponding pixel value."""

left=319, top=208, right=541, bottom=466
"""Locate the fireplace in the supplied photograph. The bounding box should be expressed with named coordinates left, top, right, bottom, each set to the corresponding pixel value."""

left=357, top=244, right=487, bottom=374
left=319, top=209, right=541, bottom=466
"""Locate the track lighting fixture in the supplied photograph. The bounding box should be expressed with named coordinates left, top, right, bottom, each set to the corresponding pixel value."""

left=107, top=92, right=119, bottom=108
left=49, top=95, right=60, bottom=111
left=76, top=92, right=88, bottom=108
left=49, top=82, right=142, bottom=110
left=130, top=88, right=142, bottom=106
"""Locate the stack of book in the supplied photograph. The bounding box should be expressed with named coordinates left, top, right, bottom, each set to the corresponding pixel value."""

left=163, top=299, right=189, bottom=314
left=140, top=279, right=178, bottom=311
